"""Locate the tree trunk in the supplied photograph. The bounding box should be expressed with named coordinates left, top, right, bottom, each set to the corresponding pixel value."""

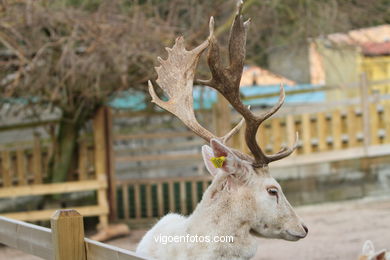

left=48, top=112, right=83, bottom=183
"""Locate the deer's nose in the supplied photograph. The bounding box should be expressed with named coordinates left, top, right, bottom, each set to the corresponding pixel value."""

left=302, top=223, right=308, bottom=234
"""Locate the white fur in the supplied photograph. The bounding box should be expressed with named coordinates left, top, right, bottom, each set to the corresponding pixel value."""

left=136, top=139, right=307, bottom=259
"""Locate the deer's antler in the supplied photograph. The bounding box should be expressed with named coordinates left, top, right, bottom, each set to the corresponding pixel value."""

left=148, top=17, right=244, bottom=145
left=196, top=0, right=298, bottom=167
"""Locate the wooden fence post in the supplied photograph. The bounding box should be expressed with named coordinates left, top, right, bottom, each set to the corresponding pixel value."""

left=213, top=93, right=232, bottom=142
left=360, top=73, right=371, bottom=153
left=104, top=107, right=117, bottom=221
left=93, top=107, right=110, bottom=228
left=51, top=209, right=86, bottom=260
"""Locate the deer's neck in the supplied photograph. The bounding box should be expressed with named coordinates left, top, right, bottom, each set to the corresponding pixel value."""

left=186, top=179, right=258, bottom=259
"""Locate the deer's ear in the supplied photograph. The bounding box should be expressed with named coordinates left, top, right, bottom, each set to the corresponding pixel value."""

left=210, top=138, right=233, bottom=157
left=210, top=138, right=241, bottom=174
left=202, top=145, right=219, bottom=176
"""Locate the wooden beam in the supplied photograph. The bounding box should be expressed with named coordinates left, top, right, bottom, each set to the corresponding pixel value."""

left=1, top=150, right=12, bottom=187
left=168, top=181, right=175, bottom=213
left=286, top=115, right=296, bottom=156
left=331, top=110, right=342, bottom=150
left=272, top=144, right=390, bottom=168
left=191, top=181, right=198, bottom=212
left=145, top=184, right=153, bottom=218
left=122, top=184, right=129, bottom=220
left=134, top=184, right=141, bottom=219
left=16, top=149, right=27, bottom=185
left=0, top=216, right=53, bottom=259
left=180, top=181, right=187, bottom=215
left=32, top=134, right=43, bottom=184
left=271, top=118, right=282, bottom=153
left=104, top=107, right=117, bottom=221
left=116, top=153, right=201, bottom=163
left=213, top=93, right=232, bottom=140
left=116, top=175, right=212, bottom=186
left=301, top=114, right=312, bottom=154
left=0, top=179, right=107, bottom=198
left=93, top=107, right=109, bottom=229
left=157, top=182, right=164, bottom=217
left=85, top=238, right=146, bottom=260
left=114, top=131, right=195, bottom=141
left=51, top=210, right=86, bottom=260
left=370, top=104, right=379, bottom=145
left=0, top=119, right=59, bottom=132
left=385, top=103, right=390, bottom=144
left=1, top=205, right=108, bottom=222
left=360, top=73, right=371, bottom=149
left=347, top=107, right=357, bottom=147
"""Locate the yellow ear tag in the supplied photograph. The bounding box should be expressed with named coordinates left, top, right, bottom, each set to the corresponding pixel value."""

left=210, top=156, right=226, bottom=168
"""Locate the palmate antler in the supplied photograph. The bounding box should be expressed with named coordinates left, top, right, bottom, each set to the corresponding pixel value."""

left=148, top=17, right=244, bottom=145
left=149, top=0, right=298, bottom=167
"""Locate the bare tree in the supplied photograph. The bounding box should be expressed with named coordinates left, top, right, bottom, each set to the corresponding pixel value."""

left=0, top=0, right=173, bottom=183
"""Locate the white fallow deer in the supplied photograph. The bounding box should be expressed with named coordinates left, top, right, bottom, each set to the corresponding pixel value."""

left=136, top=1, right=308, bottom=259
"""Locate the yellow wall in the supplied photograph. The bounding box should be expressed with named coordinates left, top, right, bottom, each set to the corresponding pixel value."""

left=361, top=56, right=390, bottom=94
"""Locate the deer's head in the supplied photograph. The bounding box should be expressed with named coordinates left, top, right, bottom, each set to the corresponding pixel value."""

left=148, top=0, right=307, bottom=242
left=201, top=138, right=307, bottom=241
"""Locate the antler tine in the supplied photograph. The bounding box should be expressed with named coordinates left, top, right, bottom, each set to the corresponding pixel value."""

left=245, top=85, right=300, bottom=167
left=266, top=132, right=299, bottom=162
left=220, top=117, right=245, bottom=143
left=148, top=16, right=243, bottom=145
left=257, top=84, right=285, bottom=123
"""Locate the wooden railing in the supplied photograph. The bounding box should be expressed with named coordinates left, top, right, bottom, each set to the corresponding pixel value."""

left=0, top=135, right=95, bottom=187
left=116, top=175, right=212, bottom=221
left=0, top=209, right=146, bottom=260
left=0, top=109, right=110, bottom=227
left=230, top=101, right=390, bottom=166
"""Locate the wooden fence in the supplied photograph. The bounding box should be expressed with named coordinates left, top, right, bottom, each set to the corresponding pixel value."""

left=111, top=78, right=390, bottom=222
left=112, top=110, right=211, bottom=181
left=236, top=102, right=387, bottom=152
left=0, top=209, right=146, bottom=260
left=0, top=108, right=110, bottom=228
left=230, top=100, right=390, bottom=168
left=116, top=175, right=212, bottom=222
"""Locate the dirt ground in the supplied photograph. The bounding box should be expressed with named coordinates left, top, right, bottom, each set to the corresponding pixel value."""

left=1, top=196, right=390, bottom=260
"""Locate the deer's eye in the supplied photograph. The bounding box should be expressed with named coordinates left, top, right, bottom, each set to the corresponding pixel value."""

left=267, top=187, right=278, bottom=196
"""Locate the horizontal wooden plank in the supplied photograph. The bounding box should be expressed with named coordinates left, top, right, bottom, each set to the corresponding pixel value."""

left=114, top=131, right=196, bottom=141
left=0, top=119, right=59, bottom=132
left=0, top=179, right=107, bottom=198
left=1, top=205, right=108, bottom=222
left=0, top=216, right=53, bottom=259
left=116, top=153, right=201, bottom=162
left=272, top=144, right=390, bottom=168
left=85, top=238, right=147, bottom=260
left=117, top=175, right=212, bottom=186
left=116, top=158, right=203, bottom=173
left=115, top=139, right=205, bottom=155
left=112, top=109, right=210, bottom=119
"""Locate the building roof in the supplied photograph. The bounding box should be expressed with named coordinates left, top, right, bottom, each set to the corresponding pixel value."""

left=361, top=42, right=390, bottom=56
left=240, top=66, right=296, bottom=87
left=327, top=24, right=390, bottom=46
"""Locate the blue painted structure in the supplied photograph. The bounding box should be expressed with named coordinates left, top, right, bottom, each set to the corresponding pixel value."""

left=109, top=84, right=326, bottom=110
